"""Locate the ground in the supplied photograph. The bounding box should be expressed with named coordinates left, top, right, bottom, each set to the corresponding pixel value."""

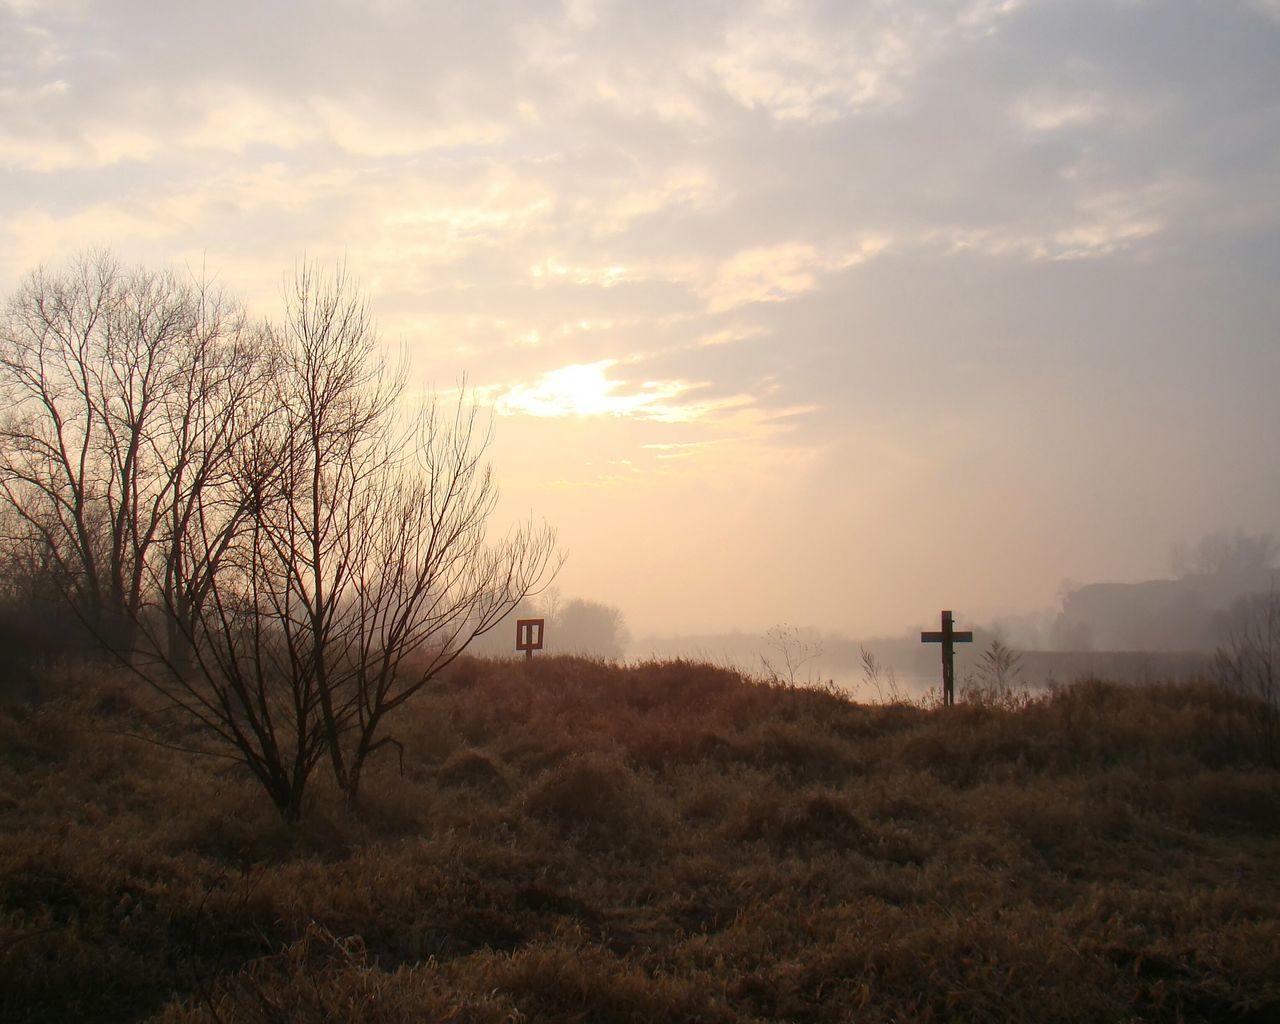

left=1, top=656, right=1278, bottom=1023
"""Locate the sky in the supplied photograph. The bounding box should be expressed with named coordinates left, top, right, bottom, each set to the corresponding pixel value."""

left=2, top=0, right=1278, bottom=640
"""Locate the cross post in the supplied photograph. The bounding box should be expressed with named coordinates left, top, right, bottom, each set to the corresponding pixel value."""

left=920, top=609, right=973, bottom=707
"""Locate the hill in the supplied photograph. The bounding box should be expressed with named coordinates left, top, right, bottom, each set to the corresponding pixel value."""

left=2, top=657, right=1278, bottom=1022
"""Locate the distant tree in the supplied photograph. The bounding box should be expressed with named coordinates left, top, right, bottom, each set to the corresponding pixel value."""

left=547, top=598, right=629, bottom=660
left=1170, top=529, right=1278, bottom=578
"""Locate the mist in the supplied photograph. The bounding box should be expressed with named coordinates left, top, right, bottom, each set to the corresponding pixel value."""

left=472, top=528, right=1275, bottom=701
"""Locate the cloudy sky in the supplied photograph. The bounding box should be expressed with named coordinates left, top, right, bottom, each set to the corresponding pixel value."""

left=2, top=0, right=1278, bottom=639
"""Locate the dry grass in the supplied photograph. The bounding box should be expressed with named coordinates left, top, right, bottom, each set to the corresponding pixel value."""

left=2, top=656, right=1278, bottom=1022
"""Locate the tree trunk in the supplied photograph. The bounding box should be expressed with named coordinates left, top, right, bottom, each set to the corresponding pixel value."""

left=165, top=589, right=193, bottom=676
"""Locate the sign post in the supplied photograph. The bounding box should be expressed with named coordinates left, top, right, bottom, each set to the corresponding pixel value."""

left=920, top=609, right=973, bottom=707
left=515, top=618, right=545, bottom=661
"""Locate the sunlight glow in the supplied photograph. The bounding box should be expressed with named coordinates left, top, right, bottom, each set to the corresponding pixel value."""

left=491, top=360, right=694, bottom=420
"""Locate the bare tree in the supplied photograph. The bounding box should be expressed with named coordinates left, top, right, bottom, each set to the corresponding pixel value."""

left=330, top=403, right=559, bottom=803
left=0, top=251, right=257, bottom=653
left=143, top=262, right=560, bottom=818
left=153, top=295, right=274, bottom=670
left=0, top=254, right=559, bottom=819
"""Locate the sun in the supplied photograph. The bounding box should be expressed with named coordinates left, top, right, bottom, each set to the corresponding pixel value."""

left=495, top=360, right=689, bottom=419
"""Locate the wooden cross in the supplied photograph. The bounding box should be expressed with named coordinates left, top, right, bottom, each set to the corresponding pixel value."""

left=921, top=609, right=973, bottom=707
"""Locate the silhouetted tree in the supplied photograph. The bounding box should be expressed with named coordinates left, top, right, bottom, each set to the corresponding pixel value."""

left=0, top=251, right=261, bottom=654
left=0, top=253, right=560, bottom=821
left=135, top=262, right=560, bottom=818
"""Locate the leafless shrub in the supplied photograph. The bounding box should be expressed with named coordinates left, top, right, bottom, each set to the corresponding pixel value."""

left=859, top=644, right=914, bottom=704
left=1213, top=581, right=1280, bottom=766
left=961, top=638, right=1032, bottom=710
left=759, top=623, right=822, bottom=687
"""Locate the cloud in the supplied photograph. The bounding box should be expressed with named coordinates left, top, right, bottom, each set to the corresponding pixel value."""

left=1, top=204, right=173, bottom=270
left=484, top=360, right=704, bottom=421
left=479, top=357, right=815, bottom=446
left=701, top=237, right=890, bottom=312
left=1013, top=92, right=1108, bottom=134
left=699, top=0, right=1025, bottom=122
left=475, top=352, right=822, bottom=496
left=0, top=119, right=163, bottom=172
left=529, top=259, right=631, bottom=288
left=380, top=166, right=557, bottom=242
left=640, top=439, right=719, bottom=459
left=1246, top=0, right=1280, bottom=20
left=705, top=28, right=896, bottom=122
left=581, top=163, right=724, bottom=236
left=940, top=182, right=1173, bottom=261
left=0, top=11, right=66, bottom=71
left=313, top=97, right=509, bottom=157
left=697, top=326, right=768, bottom=348
left=177, top=86, right=321, bottom=154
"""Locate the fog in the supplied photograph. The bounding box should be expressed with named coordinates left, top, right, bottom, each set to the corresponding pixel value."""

left=471, top=528, right=1275, bottom=699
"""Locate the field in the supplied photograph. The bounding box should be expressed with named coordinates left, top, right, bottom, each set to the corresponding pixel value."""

left=2, top=656, right=1278, bottom=1023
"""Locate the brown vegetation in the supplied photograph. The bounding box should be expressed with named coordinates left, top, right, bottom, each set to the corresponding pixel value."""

left=2, top=657, right=1278, bottom=1022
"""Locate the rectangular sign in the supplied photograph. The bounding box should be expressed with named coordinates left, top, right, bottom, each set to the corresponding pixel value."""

left=516, top=617, right=545, bottom=652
